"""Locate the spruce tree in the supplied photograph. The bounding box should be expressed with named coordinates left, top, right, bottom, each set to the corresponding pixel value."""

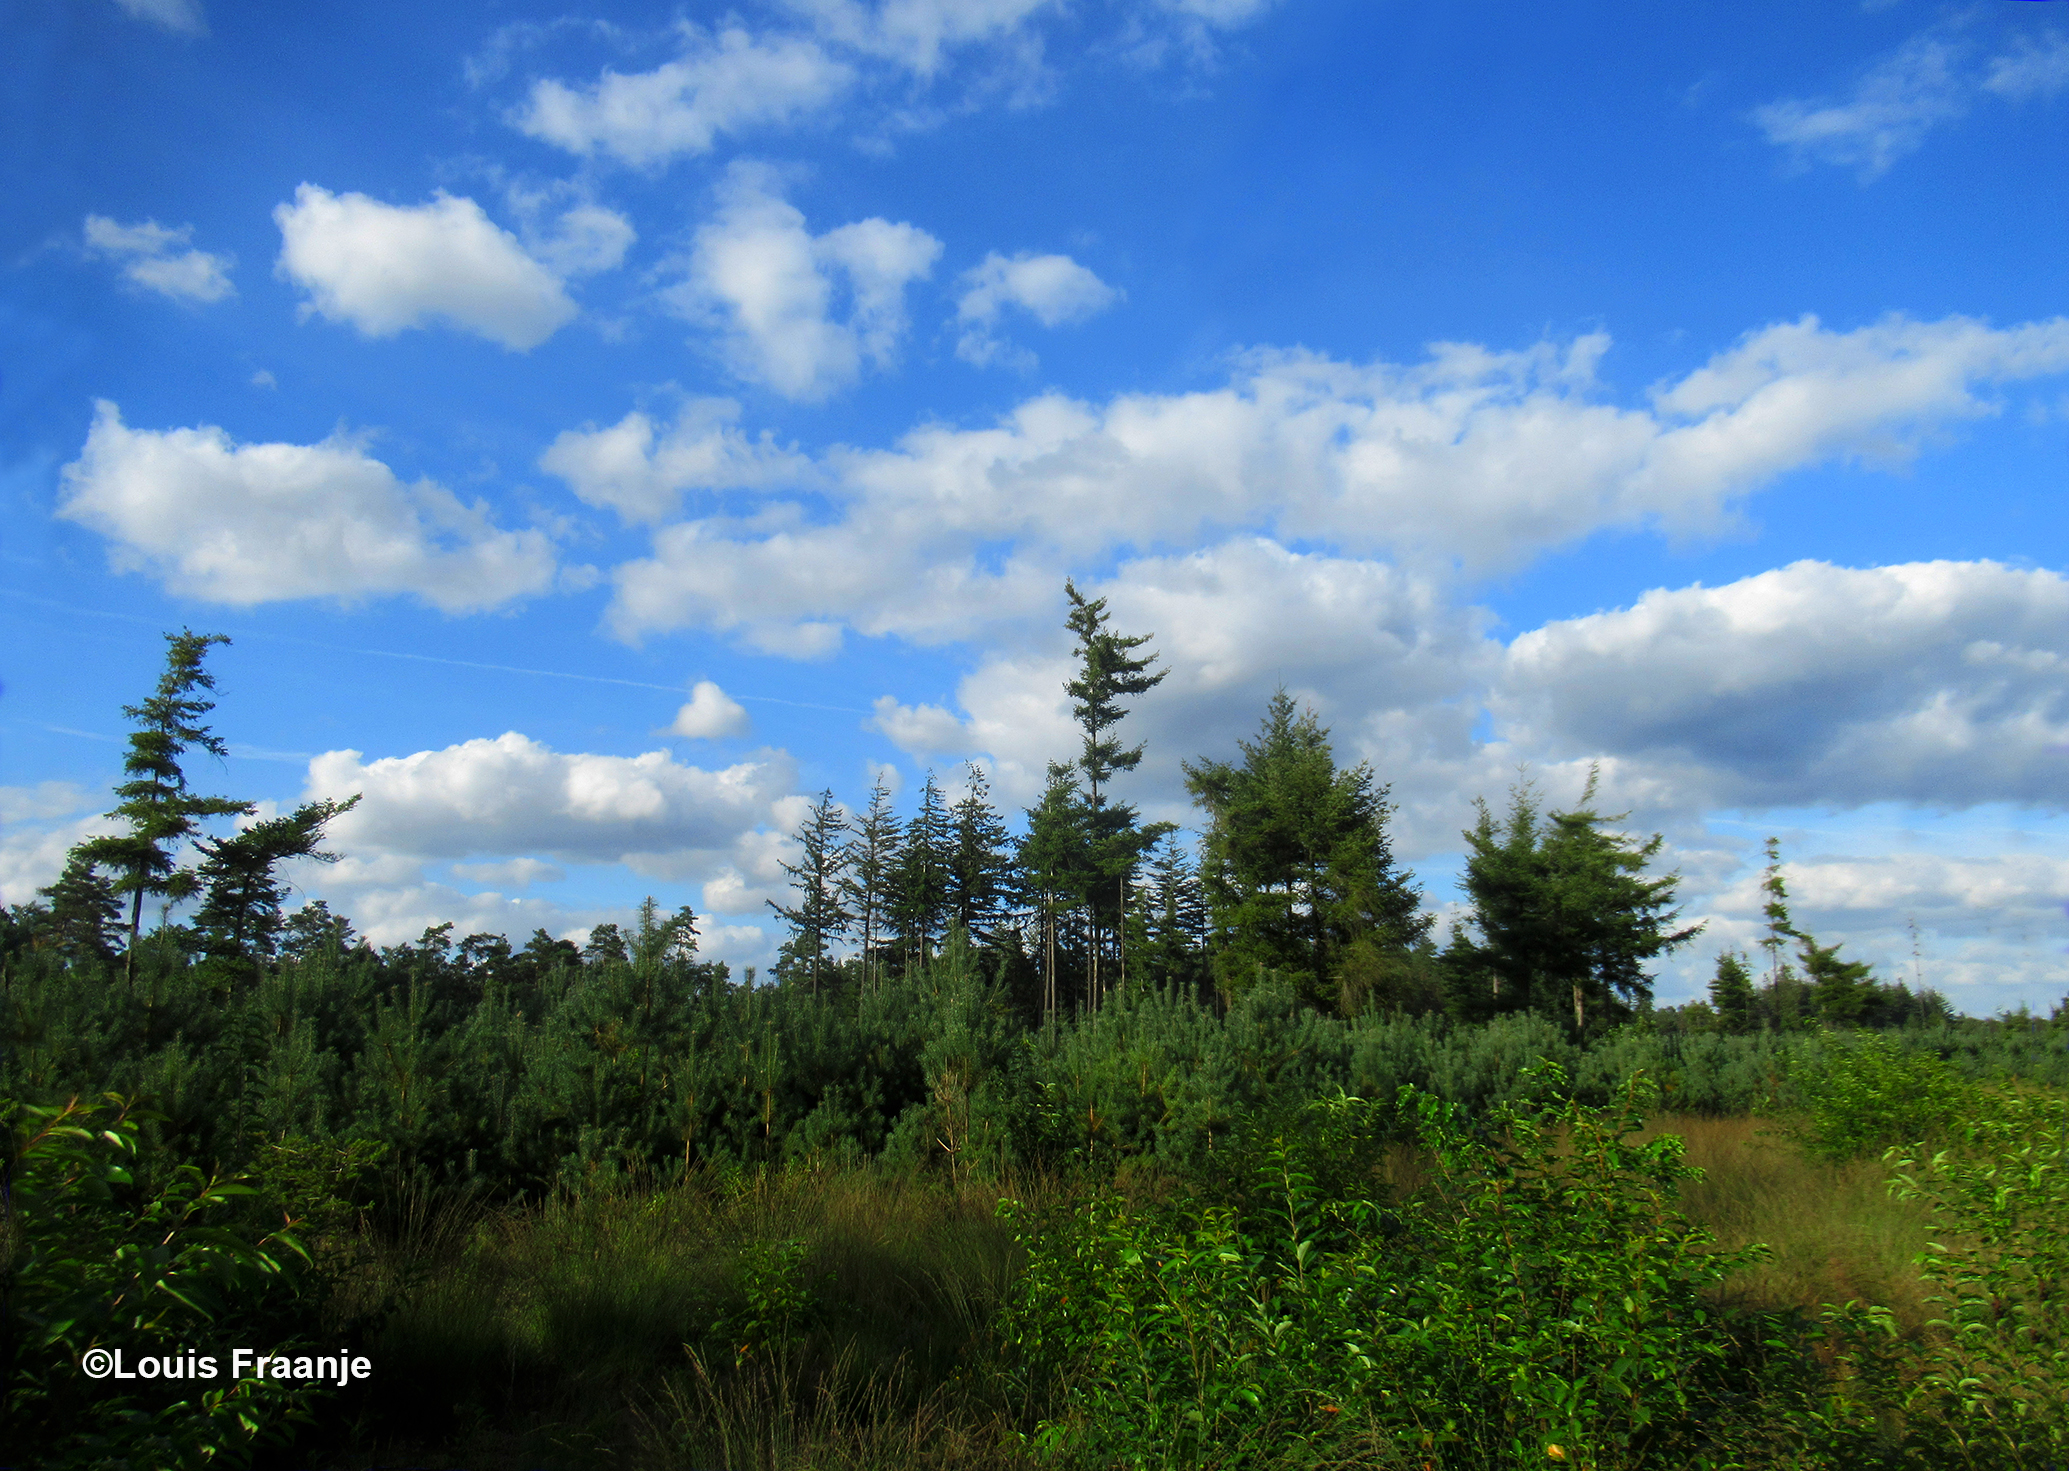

left=841, top=776, right=903, bottom=990
left=73, top=630, right=249, bottom=987
left=1184, top=691, right=1427, bottom=1006
left=767, top=790, right=853, bottom=993
left=1444, top=771, right=1699, bottom=1034
left=888, top=773, right=952, bottom=974
left=947, top=762, right=1011, bottom=943
left=34, top=853, right=124, bottom=965
left=1061, top=579, right=1170, bottom=1002
left=1016, top=762, right=1092, bottom=1019
left=1709, top=951, right=1756, bottom=1035
left=191, top=795, right=360, bottom=975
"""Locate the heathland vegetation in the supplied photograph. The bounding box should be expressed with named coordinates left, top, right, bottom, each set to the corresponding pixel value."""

left=3, top=599, right=2066, bottom=1469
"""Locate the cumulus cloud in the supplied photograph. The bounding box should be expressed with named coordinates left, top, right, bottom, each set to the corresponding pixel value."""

left=513, top=24, right=853, bottom=166
left=668, top=167, right=942, bottom=399
left=529, top=203, right=636, bottom=277
left=449, top=857, right=567, bottom=888
left=1499, top=559, right=2069, bottom=811
left=307, top=732, right=794, bottom=870
left=869, top=695, right=973, bottom=755
left=672, top=681, right=753, bottom=739
left=274, top=185, right=578, bottom=351
left=84, top=215, right=234, bottom=303
left=954, top=250, right=1120, bottom=366
left=57, top=401, right=556, bottom=611
left=604, top=312, right=2069, bottom=651
left=540, top=399, right=812, bottom=523
left=111, top=0, right=205, bottom=36
left=1755, top=27, right=2069, bottom=178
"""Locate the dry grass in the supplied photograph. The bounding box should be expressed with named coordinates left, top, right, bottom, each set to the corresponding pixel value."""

left=1647, top=1114, right=1937, bottom=1329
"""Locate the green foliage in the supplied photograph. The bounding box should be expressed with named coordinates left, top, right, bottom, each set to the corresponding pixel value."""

left=1880, top=1088, right=2069, bottom=1462
left=1183, top=691, right=1428, bottom=1008
left=2, top=1096, right=327, bottom=1467
left=1788, top=1033, right=1976, bottom=1162
left=1445, top=774, right=1699, bottom=1035
left=1001, top=1071, right=1773, bottom=1470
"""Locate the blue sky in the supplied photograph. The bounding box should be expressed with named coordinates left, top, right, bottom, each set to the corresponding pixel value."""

left=6, top=0, right=2069, bottom=1010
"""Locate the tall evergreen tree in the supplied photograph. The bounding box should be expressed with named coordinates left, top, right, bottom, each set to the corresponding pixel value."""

left=890, top=774, right=952, bottom=974
left=947, top=763, right=1011, bottom=942
left=191, top=795, right=360, bottom=975
left=767, top=790, right=854, bottom=993
left=1444, top=772, right=1699, bottom=1034
left=1061, top=579, right=1170, bottom=1002
left=841, top=775, right=903, bottom=990
left=1184, top=691, right=1428, bottom=1006
left=1016, top=762, right=1092, bottom=1019
left=73, top=630, right=249, bottom=986
left=34, top=854, right=125, bottom=965
left=1709, top=951, right=1756, bottom=1035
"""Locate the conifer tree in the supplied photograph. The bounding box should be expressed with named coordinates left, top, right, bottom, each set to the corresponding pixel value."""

left=1185, top=691, right=1427, bottom=1006
left=1709, top=951, right=1756, bottom=1035
left=842, top=776, right=903, bottom=990
left=768, top=790, right=854, bottom=993
left=1017, top=762, right=1092, bottom=1019
left=947, top=763, right=1011, bottom=942
left=1061, top=579, right=1170, bottom=1002
left=73, top=630, right=249, bottom=987
left=1444, top=770, right=1697, bottom=1034
left=191, top=795, right=360, bottom=975
left=891, top=773, right=952, bottom=974
left=34, top=853, right=124, bottom=965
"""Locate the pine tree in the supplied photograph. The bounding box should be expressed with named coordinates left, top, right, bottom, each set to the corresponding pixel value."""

left=947, top=763, right=1011, bottom=943
left=1709, top=951, right=1756, bottom=1035
left=767, top=791, right=854, bottom=993
left=842, top=776, right=903, bottom=990
left=890, top=773, right=952, bottom=975
left=191, top=795, right=360, bottom=975
left=1016, top=762, right=1092, bottom=1020
left=1445, top=771, right=1698, bottom=1034
left=1061, top=579, right=1170, bottom=1003
left=34, top=853, right=124, bottom=965
left=1184, top=691, right=1427, bottom=1007
left=73, top=630, right=250, bottom=987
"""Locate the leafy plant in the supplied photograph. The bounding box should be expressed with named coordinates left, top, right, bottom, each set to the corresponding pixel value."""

left=2, top=1095, right=329, bottom=1467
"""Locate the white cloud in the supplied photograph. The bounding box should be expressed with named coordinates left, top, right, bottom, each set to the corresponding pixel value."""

left=954, top=250, right=1120, bottom=366
left=0, top=782, right=96, bottom=825
left=1755, top=28, right=2069, bottom=178
left=1752, top=35, right=1969, bottom=177
left=783, top=0, right=1058, bottom=75
left=58, top=401, right=556, bottom=612
left=668, top=167, right=942, bottom=400
left=672, top=681, right=753, bottom=739
left=604, top=312, right=2069, bottom=650
left=111, top=0, right=205, bottom=36
left=540, top=399, right=812, bottom=524
left=307, top=732, right=795, bottom=869
left=531, top=203, right=636, bottom=277
left=1983, top=32, right=2069, bottom=103
left=273, top=185, right=577, bottom=351
left=84, top=215, right=234, bottom=304
left=450, top=857, right=567, bottom=888
left=1151, top=0, right=1278, bottom=27
left=869, top=695, right=973, bottom=755
left=1499, top=559, right=2069, bottom=810
left=513, top=24, right=854, bottom=166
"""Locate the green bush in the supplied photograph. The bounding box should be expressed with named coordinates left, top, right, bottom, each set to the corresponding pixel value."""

left=1000, top=1069, right=1774, bottom=1470
left=2, top=1095, right=329, bottom=1468
left=1788, top=1034, right=1975, bottom=1162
